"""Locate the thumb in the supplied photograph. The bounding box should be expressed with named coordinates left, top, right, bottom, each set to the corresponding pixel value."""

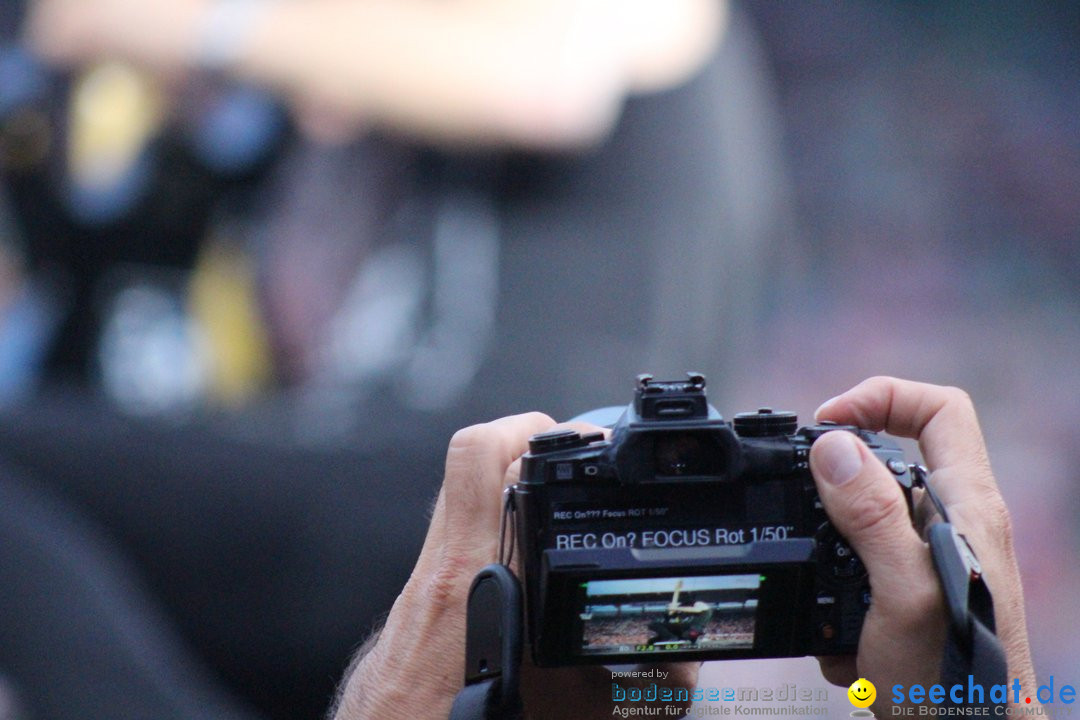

left=809, top=430, right=928, bottom=605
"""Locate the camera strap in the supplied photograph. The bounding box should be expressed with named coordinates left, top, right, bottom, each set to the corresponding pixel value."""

left=914, top=465, right=1008, bottom=710
left=447, top=563, right=524, bottom=720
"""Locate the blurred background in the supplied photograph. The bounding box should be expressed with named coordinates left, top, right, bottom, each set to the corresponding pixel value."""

left=0, top=1, right=1076, bottom=718
left=702, top=3, right=1080, bottom=713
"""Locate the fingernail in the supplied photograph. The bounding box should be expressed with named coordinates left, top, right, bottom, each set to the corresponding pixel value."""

left=814, top=395, right=842, bottom=421
left=817, top=432, right=863, bottom=485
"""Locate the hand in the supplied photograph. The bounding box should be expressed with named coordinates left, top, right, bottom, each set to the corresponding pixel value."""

left=27, top=0, right=723, bottom=148
left=26, top=0, right=208, bottom=70
left=331, top=413, right=697, bottom=720
left=809, top=377, right=1036, bottom=710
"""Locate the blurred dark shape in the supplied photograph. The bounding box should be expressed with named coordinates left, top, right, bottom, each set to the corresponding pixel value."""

left=186, top=86, right=285, bottom=176
left=0, top=462, right=261, bottom=720
left=0, top=3, right=288, bottom=394
left=0, top=395, right=445, bottom=720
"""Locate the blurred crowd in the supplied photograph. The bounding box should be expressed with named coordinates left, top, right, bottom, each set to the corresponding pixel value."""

left=0, top=1, right=1076, bottom=719
left=714, top=3, right=1080, bottom=710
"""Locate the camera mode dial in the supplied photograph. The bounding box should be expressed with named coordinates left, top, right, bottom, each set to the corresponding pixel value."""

left=815, top=523, right=867, bottom=586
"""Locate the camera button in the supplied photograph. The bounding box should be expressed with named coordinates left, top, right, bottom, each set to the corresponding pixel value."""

left=817, top=525, right=867, bottom=586
left=529, top=429, right=582, bottom=454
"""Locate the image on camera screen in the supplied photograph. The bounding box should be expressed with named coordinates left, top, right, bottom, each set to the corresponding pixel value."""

left=576, top=574, right=761, bottom=656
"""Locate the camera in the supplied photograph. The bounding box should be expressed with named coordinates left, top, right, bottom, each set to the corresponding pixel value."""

left=511, top=373, right=914, bottom=666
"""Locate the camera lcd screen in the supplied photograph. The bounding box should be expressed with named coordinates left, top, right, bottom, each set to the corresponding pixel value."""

left=575, top=574, right=761, bottom=656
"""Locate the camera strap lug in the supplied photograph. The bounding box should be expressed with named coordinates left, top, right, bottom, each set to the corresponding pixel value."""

left=913, top=465, right=1007, bottom=709
left=497, top=487, right=516, bottom=568
left=448, top=563, right=524, bottom=720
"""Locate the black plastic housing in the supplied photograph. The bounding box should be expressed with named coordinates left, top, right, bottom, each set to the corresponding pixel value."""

left=513, top=374, right=914, bottom=666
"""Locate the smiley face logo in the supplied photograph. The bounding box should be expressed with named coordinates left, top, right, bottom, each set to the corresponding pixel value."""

left=848, top=678, right=876, bottom=708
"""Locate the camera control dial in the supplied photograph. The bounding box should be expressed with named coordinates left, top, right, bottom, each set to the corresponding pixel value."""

left=816, top=523, right=867, bottom=586
left=733, top=408, right=798, bottom=437
left=528, top=429, right=604, bottom=454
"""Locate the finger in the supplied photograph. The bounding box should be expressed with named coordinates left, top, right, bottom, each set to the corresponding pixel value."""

left=441, top=411, right=556, bottom=543
left=813, top=376, right=1016, bottom=577
left=809, top=431, right=939, bottom=615
left=415, top=412, right=557, bottom=609
left=816, top=377, right=1034, bottom=686
left=814, top=376, right=998, bottom=509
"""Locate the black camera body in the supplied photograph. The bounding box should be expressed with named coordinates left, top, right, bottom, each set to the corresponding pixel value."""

left=512, top=374, right=914, bottom=666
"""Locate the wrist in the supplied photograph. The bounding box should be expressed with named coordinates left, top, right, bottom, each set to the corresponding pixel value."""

left=335, top=569, right=471, bottom=719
